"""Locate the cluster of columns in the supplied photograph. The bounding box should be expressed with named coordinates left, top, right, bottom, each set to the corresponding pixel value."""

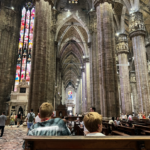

left=89, top=10, right=101, bottom=113
left=94, top=0, right=120, bottom=118
left=129, top=11, right=150, bottom=115
left=116, top=34, right=132, bottom=115
left=55, top=58, right=63, bottom=109
left=28, top=0, right=56, bottom=113
left=0, top=0, right=22, bottom=114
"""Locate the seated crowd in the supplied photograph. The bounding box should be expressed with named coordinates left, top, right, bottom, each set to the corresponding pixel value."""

left=1, top=102, right=150, bottom=148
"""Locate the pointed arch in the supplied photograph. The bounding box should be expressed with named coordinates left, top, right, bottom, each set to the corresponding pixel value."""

left=55, top=14, right=91, bottom=42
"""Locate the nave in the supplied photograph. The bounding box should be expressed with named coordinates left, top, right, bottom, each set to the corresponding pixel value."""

left=1, top=0, right=150, bottom=149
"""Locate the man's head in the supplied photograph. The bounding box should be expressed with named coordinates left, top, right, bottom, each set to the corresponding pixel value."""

left=39, top=102, right=53, bottom=119
left=116, top=117, right=119, bottom=121
left=90, top=107, right=96, bottom=112
left=31, top=109, right=33, bottom=112
left=2, top=112, right=5, bottom=115
left=84, top=112, right=102, bottom=133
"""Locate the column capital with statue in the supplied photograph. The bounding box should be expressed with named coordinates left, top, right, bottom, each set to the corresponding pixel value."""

left=94, top=0, right=113, bottom=7
left=116, top=34, right=129, bottom=55
left=33, top=0, right=54, bottom=6
left=129, top=11, right=146, bottom=38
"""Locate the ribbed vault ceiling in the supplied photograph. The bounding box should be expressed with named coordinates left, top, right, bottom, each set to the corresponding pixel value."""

left=57, top=16, right=88, bottom=89
left=55, top=0, right=150, bottom=89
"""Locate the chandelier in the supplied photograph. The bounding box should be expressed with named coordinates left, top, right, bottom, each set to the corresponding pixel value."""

left=69, top=0, right=78, bottom=4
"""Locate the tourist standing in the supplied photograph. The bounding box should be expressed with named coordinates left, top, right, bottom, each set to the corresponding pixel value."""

left=17, top=112, right=22, bottom=127
left=35, top=109, right=41, bottom=123
left=0, top=112, right=7, bottom=137
left=10, top=112, right=16, bottom=128
left=27, top=109, right=35, bottom=132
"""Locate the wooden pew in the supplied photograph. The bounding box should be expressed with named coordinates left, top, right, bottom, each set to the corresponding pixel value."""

left=134, top=125, right=150, bottom=135
left=142, top=130, right=150, bottom=135
left=74, top=122, right=80, bottom=135
left=24, top=136, right=150, bottom=150
left=117, top=126, right=135, bottom=135
left=102, top=127, right=109, bottom=135
left=65, top=116, right=83, bottom=122
left=78, top=125, right=84, bottom=135
left=111, top=131, right=130, bottom=136
left=102, top=122, right=115, bottom=134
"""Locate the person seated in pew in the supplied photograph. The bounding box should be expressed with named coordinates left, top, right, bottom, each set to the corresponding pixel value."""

left=142, top=113, right=146, bottom=119
left=68, top=122, right=73, bottom=132
left=80, top=115, right=89, bottom=135
left=83, top=112, right=105, bottom=136
left=26, top=102, right=71, bottom=136
left=109, top=117, right=114, bottom=124
left=75, top=113, right=78, bottom=117
left=138, top=112, right=142, bottom=119
left=114, top=117, right=121, bottom=127
left=22, top=103, right=71, bottom=148
left=90, top=107, right=96, bottom=112
left=124, top=114, right=127, bottom=120
left=74, top=117, right=80, bottom=122
left=121, top=113, right=126, bottom=120
left=148, top=114, right=150, bottom=119
left=127, top=114, right=132, bottom=121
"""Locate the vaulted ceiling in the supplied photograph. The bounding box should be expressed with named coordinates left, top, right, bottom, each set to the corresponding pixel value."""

left=55, top=0, right=150, bottom=90
left=56, top=15, right=89, bottom=89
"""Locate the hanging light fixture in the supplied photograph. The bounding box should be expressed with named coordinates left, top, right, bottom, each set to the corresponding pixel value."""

left=69, top=0, right=78, bottom=4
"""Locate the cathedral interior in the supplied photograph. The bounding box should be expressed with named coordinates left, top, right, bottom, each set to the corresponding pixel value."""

left=1, top=0, right=150, bottom=118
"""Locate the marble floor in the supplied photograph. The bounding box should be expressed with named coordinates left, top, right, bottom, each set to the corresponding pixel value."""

left=0, top=125, right=27, bottom=150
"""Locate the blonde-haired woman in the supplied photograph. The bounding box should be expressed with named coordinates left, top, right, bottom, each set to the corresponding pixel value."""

left=10, top=112, right=16, bottom=128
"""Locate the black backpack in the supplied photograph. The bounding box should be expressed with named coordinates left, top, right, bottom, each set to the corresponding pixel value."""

left=29, top=113, right=34, bottom=122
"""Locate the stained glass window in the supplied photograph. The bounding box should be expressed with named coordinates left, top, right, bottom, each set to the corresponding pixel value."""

left=14, top=4, right=35, bottom=91
left=68, top=91, right=73, bottom=99
left=69, top=0, right=78, bottom=4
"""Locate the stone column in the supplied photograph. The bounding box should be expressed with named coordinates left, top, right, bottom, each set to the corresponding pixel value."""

left=94, top=0, right=119, bottom=117
left=0, top=0, right=22, bottom=114
left=88, top=42, right=93, bottom=106
left=49, top=8, right=57, bottom=107
left=79, top=78, right=82, bottom=114
left=28, top=0, right=54, bottom=113
left=62, top=81, right=66, bottom=105
left=84, top=57, right=91, bottom=112
left=89, top=10, right=101, bottom=113
left=116, top=34, right=132, bottom=114
left=76, top=77, right=81, bottom=114
left=130, top=71, right=138, bottom=115
left=129, top=11, right=150, bottom=115
left=81, top=68, right=86, bottom=112
left=55, top=58, right=60, bottom=108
